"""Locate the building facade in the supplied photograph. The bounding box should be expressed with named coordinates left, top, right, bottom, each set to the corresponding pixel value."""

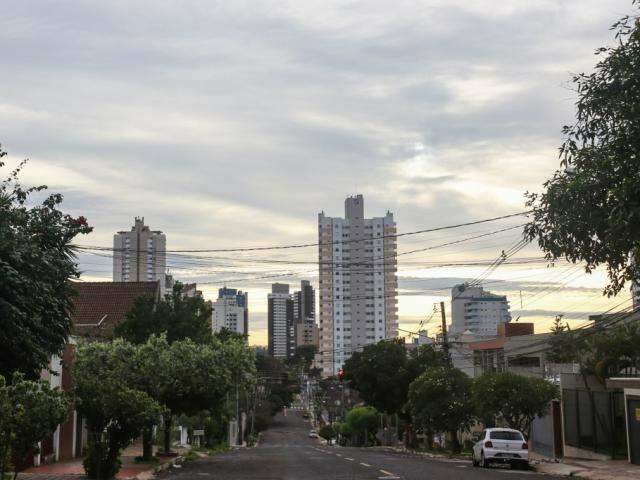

left=317, top=194, right=398, bottom=376
left=450, top=284, right=511, bottom=337
left=268, top=283, right=295, bottom=358
left=212, top=287, right=249, bottom=335
left=113, top=217, right=167, bottom=293
left=293, top=280, right=318, bottom=348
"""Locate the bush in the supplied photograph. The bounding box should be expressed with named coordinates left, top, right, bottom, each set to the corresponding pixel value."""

left=318, top=424, right=336, bottom=442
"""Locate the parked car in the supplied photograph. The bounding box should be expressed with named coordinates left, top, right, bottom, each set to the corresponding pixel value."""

left=308, top=430, right=319, bottom=438
left=472, top=428, right=528, bottom=470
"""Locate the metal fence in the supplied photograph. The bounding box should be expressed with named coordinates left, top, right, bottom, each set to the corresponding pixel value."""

left=562, top=388, right=627, bottom=458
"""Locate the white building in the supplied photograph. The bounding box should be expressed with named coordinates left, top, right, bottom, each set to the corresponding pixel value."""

left=317, top=194, right=398, bottom=376
left=450, top=284, right=511, bottom=337
left=212, top=287, right=248, bottom=335
left=113, top=217, right=167, bottom=293
left=268, top=283, right=294, bottom=358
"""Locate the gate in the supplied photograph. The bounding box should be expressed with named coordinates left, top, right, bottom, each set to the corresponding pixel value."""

left=627, top=396, right=640, bottom=465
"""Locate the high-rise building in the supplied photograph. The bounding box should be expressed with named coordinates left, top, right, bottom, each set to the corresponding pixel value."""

left=113, top=217, right=167, bottom=293
left=450, top=284, right=511, bottom=337
left=212, top=287, right=248, bottom=335
left=268, top=283, right=295, bottom=358
left=293, top=280, right=318, bottom=348
left=317, top=194, right=398, bottom=376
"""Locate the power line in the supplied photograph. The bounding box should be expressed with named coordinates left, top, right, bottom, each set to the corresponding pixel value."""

left=73, top=211, right=530, bottom=253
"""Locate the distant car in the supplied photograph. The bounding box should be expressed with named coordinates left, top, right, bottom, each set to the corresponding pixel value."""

left=308, top=430, right=319, bottom=438
left=472, top=428, right=528, bottom=470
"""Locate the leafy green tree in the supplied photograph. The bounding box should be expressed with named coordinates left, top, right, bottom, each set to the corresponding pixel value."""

left=345, top=406, right=379, bottom=447
left=74, top=340, right=162, bottom=479
left=342, top=340, right=411, bottom=415
left=318, top=424, right=336, bottom=443
left=525, top=4, right=640, bottom=297
left=472, top=372, right=558, bottom=436
left=0, top=148, right=92, bottom=378
left=288, top=345, right=317, bottom=371
left=406, top=366, right=474, bottom=453
left=114, top=282, right=212, bottom=345
left=0, top=373, right=70, bottom=480
left=134, top=335, right=253, bottom=454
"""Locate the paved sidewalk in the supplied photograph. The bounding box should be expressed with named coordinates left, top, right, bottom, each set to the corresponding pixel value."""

left=534, top=458, right=640, bottom=479
left=18, top=443, right=187, bottom=480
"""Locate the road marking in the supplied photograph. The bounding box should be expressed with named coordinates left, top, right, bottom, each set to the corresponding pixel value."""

left=335, top=453, right=342, bottom=457
left=360, top=462, right=371, bottom=467
left=345, top=457, right=354, bottom=461
left=378, top=469, right=400, bottom=479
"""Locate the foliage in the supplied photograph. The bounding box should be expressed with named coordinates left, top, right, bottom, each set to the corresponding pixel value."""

left=287, top=345, right=317, bottom=371
left=134, top=334, right=254, bottom=453
left=344, top=406, right=380, bottom=447
left=255, top=352, right=296, bottom=413
left=343, top=340, right=447, bottom=415
left=406, top=366, right=474, bottom=453
left=525, top=4, right=640, bottom=296
left=114, top=282, right=212, bottom=345
left=0, top=148, right=92, bottom=378
left=0, top=374, right=69, bottom=480
left=472, top=372, right=559, bottom=435
left=318, top=424, right=336, bottom=442
left=342, top=339, right=410, bottom=415
left=74, top=339, right=162, bottom=479
left=548, top=316, right=640, bottom=381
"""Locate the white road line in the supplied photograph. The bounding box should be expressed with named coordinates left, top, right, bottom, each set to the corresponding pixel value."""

left=345, top=457, right=354, bottom=461
left=379, top=469, right=396, bottom=476
left=335, top=453, right=342, bottom=457
left=360, top=462, right=371, bottom=467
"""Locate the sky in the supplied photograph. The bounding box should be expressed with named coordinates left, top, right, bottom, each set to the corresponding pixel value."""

left=1, top=0, right=636, bottom=345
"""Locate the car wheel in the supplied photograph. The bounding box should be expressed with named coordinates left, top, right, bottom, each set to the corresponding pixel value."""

left=480, top=451, right=488, bottom=468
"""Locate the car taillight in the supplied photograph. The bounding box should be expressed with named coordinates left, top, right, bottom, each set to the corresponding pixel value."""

left=484, top=441, right=493, bottom=448
left=522, top=442, right=528, bottom=450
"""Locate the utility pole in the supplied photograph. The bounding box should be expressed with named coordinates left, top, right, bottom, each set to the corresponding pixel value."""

left=440, top=301, right=451, bottom=364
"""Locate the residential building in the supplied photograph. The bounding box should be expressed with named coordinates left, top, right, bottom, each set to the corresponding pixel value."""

left=317, top=194, right=398, bottom=376
left=212, top=287, right=249, bottom=335
left=293, top=280, right=318, bottom=349
left=113, top=217, right=167, bottom=294
left=450, top=284, right=511, bottom=337
left=268, top=283, right=295, bottom=358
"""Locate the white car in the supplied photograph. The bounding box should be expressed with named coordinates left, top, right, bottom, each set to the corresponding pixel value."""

left=308, top=430, right=319, bottom=438
left=472, top=428, right=529, bottom=470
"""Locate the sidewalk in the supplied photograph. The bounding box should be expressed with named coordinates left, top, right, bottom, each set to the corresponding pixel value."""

left=533, top=458, right=640, bottom=480
left=18, top=442, right=187, bottom=480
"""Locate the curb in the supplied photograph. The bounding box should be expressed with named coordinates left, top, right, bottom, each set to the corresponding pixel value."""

left=134, top=455, right=184, bottom=479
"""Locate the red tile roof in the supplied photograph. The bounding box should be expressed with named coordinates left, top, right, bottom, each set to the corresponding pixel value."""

left=69, top=281, right=160, bottom=336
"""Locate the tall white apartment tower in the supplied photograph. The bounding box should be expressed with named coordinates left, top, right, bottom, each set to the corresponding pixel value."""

left=113, top=217, right=167, bottom=293
left=317, top=195, right=398, bottom=376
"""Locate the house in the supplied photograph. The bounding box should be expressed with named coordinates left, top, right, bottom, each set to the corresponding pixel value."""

left=35, top=281, right=160, bottom=465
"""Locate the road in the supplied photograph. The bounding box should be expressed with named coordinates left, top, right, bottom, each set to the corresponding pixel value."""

left=159, top=411, right=561, bottom=480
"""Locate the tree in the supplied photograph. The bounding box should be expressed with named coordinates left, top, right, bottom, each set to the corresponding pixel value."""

left=114, top=282, right=212, bottom=345
left=406, top=366, right=474, bottom=453
left=472, top=372, right=558, bottom=436
left=318, top=424, right=336, bottom=443
left=0, top=373, right=70, bottom=480
left=0, top=148, right=92, bottom=378
left=74, top=339, right=162, bottom=479
left=525, top=4, right=640, bottom=297
left=288, top=345, right=317, bottom=371
left=344, top=406, right=379, bottom=447
left=134, top=335, right=253, bottom=454
left=342, top=340, right=411, bottom=415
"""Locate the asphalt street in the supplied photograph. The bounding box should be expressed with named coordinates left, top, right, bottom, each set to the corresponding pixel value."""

left=159, top=411, right=562, bottom=480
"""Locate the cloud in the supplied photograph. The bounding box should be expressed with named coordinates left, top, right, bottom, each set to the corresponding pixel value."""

left=1, top=0, right=634, bottom=344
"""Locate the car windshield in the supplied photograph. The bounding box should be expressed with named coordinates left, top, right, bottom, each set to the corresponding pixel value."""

left=490, top=431, right=523, bottom=441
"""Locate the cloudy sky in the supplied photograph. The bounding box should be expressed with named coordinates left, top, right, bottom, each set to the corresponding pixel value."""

left=1, top=1, right=635, bottom=345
